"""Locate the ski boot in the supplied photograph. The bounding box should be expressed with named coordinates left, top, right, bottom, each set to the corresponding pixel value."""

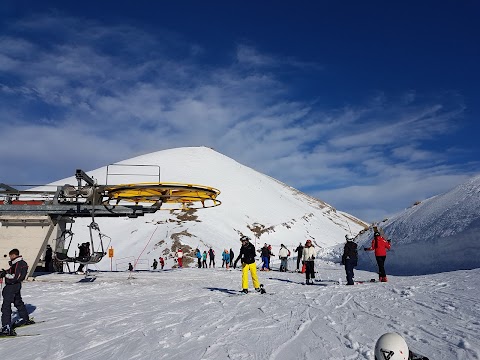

left=0, top=325, right=16, bottom=337
left=241, top=289, right=248, bottom=294
left=13, top=318, right=35, bottom=329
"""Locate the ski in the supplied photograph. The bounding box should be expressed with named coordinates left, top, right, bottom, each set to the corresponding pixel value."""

left=0, top=333, right=40, bottom=338
left=234, top=284, right=270, bottom=295
left=12, top=318, right=44, bottom=329
left=354, top=279, right=377, bottom=284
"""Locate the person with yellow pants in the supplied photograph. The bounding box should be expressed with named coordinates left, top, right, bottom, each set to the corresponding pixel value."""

left=234, top=236, right=261, bottom=294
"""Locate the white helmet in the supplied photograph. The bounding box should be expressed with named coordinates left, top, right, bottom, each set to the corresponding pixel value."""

left=374, top=333, right=409, bottom=360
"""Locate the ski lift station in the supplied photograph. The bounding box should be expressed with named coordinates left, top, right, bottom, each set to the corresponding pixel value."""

left=0, top=166, right=221, bottom=278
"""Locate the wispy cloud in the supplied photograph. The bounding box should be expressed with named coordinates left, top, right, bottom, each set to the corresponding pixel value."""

left=0, top=13, right=476, bottom=221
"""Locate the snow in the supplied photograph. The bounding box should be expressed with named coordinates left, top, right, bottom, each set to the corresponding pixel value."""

left=1, top=263, right=479, bottom=359
left=3, top=147, right=480, bottom=359
left=321, top=174, right=480, bottom=276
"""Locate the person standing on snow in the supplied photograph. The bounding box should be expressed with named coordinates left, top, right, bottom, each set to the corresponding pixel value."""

left=278, top=244, right=290, bottom=272
left=234, top=236, right=261, bottom=294
left=176, top=248, right=183, bottom=268
left=195, top=248, right=202, bottom=268
left=341, top=235, right=358, bottom=285
left=222, top=249, right=230, bottom=269
left=159, top=257, right=165, bottom=269
left=364, top=231, right=391, bottom=282
left=44, top=244, right=53, bottom=272
left=0, top=249, right=34, bottom=336
left=151, top=258, right=158, bottom=270
left=260, top=244, right=270, bottom=271
left=208, top=248, right=215, bottom=268
left=229, top=248, right=234, bottom=268
left=302, top=240, right=316, bottom=285
left=294, top=242, right=304, bottom=272
left=202, top=251, right=207, bottom=268
left=267, top=245, right=274, bottom=270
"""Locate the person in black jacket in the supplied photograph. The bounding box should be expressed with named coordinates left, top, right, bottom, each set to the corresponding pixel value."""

left=294, top=242, right=304, bottom=271
left=0, top=249, right=34, bottom=336
left=234, top=236, right=261, bottom=294
left=341, top=235, right=358, bottom=285
left=44, top=245, right=53, bottom=272
left=229, top=248, right=234, bottom=268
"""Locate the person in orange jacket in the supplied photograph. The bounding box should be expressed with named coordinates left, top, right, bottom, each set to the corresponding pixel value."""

left=364, top=232, right=391, bottom=282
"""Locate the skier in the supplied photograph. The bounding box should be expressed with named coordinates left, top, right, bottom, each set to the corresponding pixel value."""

left=159, top=257, right=165, bottom=269
left=221, top=249, right=226, bottom=268
left=294, top=242, right=304, bottom=272
left=278, top=244, right=290, bottom=272
left=195, top=248, right=202, bottom=268
left=222, top=249, right=230, bottom=269
left=229, top=248, right=234, bottom=267
left=267, top=245, right=274, bottom=270
left=208, top=248, right=215, bottom=268
left=234, top=235, right=261, bottom=294
left=128, top=263, right=133, bottom=271
left=202, top=251, right=207, bottom=268
left=176, top=248, right=183, bottom=268
left=151, top=258, right=158, bottom=270
left=364, top=231, right=391, bottom=282
left=0, top=249, right=34, bottom=336
left=260, top=244, right=270, bottom=271
left=341, top=235, right=358, bottom=285
left=302, top=239, right=316, bottom=285
left=374, top=332, right=430, bottom=360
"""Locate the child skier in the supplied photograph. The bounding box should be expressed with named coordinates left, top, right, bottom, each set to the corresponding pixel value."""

left=234, top=236, right=261, bottom=294
left=159, top=257, right=165, bottom=269
left=302, top=240, right=316, bottom=285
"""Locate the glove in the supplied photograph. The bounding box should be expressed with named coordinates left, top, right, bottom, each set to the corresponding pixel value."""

left=0, top=269, right=6, bottom=278
left=364, top=247, right=368, bottom=251
left=387, top=239, right=391, bottom=243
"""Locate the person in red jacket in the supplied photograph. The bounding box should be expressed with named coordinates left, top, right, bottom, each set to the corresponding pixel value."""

left=364, top=232, right=391, bottom=282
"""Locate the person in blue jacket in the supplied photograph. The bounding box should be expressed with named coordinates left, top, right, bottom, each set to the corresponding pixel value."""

left=195, top=248, right=202, bottom=268
left=222, top=249, right=231, bottom=269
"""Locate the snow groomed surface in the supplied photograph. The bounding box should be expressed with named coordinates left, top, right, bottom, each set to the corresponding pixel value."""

left=1, top=262, right=478, bottom=359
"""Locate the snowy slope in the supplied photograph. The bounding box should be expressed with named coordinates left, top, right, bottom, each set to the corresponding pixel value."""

left=43, top=147, right=366, bottom=270
left=1, top=265, right=479, bottom=359
left=320, top=174, right=480, bottom=275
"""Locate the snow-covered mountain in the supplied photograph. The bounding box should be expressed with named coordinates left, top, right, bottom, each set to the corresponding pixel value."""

left=48, top=147, right=367, bottom=270
left=321, top=174, right=480, bottom=275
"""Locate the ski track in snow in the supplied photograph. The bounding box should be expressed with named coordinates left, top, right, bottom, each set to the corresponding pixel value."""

left=1, top=263, right=479, bottom=360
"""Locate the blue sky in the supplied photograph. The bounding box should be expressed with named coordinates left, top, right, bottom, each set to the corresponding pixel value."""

left=0, top=1, right=479, bottom=222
